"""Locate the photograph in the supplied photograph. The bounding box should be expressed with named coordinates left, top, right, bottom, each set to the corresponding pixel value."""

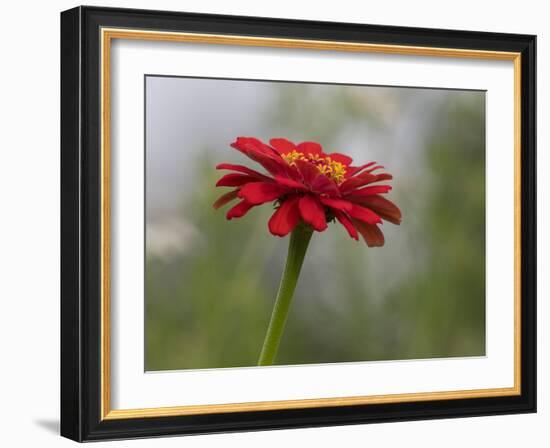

left=144, top=76, right=486, bottom=371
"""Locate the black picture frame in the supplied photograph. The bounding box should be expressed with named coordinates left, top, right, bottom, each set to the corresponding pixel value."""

left=61, top=5, right=536, bottom=442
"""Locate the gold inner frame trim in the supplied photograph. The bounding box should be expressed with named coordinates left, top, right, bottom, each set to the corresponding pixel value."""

left=100, top=27, right=522, bottom=420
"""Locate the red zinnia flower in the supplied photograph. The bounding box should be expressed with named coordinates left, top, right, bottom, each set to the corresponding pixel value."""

left=213, top=137, right=401, bottom=246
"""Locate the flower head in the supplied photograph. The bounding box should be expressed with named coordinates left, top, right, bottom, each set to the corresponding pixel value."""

left=213, top=137, right=401, bottom=246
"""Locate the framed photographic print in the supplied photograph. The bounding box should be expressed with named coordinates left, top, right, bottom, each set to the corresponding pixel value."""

left=60, top=6, right=536, bottom=442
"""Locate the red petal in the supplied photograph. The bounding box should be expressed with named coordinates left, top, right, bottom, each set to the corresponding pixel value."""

left=299, top=195, right=327, bottom=231
left=269, top=138, right=296, bottom=154
left=213, top=190, right=239, bottom=209
left=327, top=152, right=353, bottom=165
left=351, top=195, right=402, bottom=225
left=348, top=204, right=382, bottom=225
left=352, top=219, right=385, bottom=247
left=246, top=151, right=289, bottom=177
left=374, top=173, right=393, bottom=182
left=319, top=197, right=352, bottom=211
left=345, top=162, right=376, bottom=178
left=216, top=173, right=262, bottom=187
left=274, top=175, right=307, bottom=190
left=297, top=141, right=323, bottom=156
left=231, top=136, right=278, bottom=156
left=340, top=173, right=378, bottom=193
left=238, top=182, right=288, bottom=205
left=226, top=200, right=255, bottom=219
left=216, top=163, right=270, bottom=180
left=365, top=165, right=385, bottom=173
left=268, top=197, right=301, bottom=237
left=295, top=159, right=320, bottom=185
left=340, top=172, right=392, bottom=193
left=334, top=210, right=358, bottom=240
left=310, top=174, right=340, bottom=196
left=348, top=185, right=392, bottom=197
left=231, top=138, right=289, bottom=176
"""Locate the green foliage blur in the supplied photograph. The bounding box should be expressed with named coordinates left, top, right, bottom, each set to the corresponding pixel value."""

left=145, top=82, right=485, bottom=371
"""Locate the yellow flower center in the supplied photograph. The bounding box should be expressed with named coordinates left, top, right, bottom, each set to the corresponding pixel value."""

left=282, top=151, right=347, bottom=184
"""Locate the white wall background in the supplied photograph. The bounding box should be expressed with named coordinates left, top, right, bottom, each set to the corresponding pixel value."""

left=0, top=0, right=546, bottom=446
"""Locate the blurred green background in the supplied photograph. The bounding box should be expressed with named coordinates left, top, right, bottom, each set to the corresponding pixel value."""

left=145, top=76, right=486, bottom=371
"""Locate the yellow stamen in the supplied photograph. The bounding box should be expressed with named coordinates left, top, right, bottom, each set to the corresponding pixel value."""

left=281, top=150, right=305, bottom=165
left=282, top=151, right=347, bottom=184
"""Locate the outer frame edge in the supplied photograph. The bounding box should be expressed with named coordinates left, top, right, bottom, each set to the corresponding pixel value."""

left=60, top=5, right=84, bottom=443
left=519, top=34, right=537, bottom=415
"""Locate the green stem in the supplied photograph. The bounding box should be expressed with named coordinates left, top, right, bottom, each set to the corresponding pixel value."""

left=258, top=225, right=313, bottom=366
